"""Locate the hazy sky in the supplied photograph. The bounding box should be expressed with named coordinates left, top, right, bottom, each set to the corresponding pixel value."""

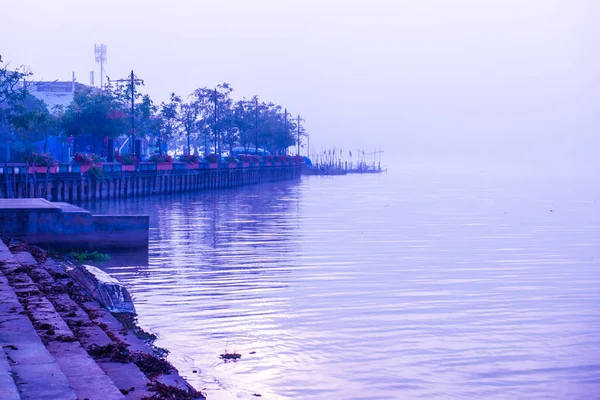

left=3, top=0, right=599, bottom=175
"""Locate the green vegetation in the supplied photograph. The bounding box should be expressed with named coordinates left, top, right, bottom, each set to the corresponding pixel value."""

left=66, top=250, right=110, bottom=262
left=1, top=55, right=307, bottom=162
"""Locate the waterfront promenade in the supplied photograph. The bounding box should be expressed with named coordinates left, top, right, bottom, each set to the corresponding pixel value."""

left=0, top=163, right=302, bottom=201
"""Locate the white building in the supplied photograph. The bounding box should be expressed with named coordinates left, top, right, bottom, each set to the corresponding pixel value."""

left=27, top=80, right=88, bottom=111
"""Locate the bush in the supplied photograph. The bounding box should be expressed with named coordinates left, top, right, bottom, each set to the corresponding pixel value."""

left=23, top=152, right=57, bottom=166
left=148, top=154, right=173, bottom=163
left=238, top=154, right=260, bottom=163
left=115, top=152, right=139, bottom=165
left=73, top=153, right=102, bottom=165
left=66, top=250, right=110, bottom=262
left=178, top=154, right=199, bottom=163
left=87, top=165, right=103, bottom=180
left=204, top=153, right=219, bottom=163
left=224, top=155, right=237, bottom=163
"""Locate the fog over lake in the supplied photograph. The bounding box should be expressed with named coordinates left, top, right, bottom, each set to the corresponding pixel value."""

left=4, top=1, right=600, bottom=398
left=3, top=0, right=599, bottom=176
left=88, top=170, right=600, bottom=399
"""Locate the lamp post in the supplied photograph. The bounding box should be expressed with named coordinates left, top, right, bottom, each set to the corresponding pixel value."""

left=67, top=135, right=73, bottom=161
left=109, top=70, right=143, bottom=156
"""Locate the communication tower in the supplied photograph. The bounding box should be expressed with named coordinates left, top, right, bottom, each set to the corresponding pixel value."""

left=94, top=44, right=107, bottom=87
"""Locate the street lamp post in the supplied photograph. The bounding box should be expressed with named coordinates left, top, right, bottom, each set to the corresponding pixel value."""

left=109, top=70, right=143, bottom=156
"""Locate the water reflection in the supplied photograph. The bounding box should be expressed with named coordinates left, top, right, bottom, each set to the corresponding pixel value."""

left=84, top=174, right=600, bottom=400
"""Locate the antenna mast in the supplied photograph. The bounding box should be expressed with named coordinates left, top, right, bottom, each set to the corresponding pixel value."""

left=94, top=44, right=107, bottom=87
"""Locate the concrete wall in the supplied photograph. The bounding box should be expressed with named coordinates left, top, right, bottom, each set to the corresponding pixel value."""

left=0, top=199, right=148, bottom=249
left=0, top=165, right=303, bottom=202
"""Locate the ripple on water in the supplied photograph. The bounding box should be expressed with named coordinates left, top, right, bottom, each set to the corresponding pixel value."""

left=87, top=173, right=600, bottom=399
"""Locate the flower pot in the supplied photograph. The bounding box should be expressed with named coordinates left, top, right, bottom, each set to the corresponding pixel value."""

left=229, top=162, right=237, bottom=168
left=265, top=162, right=272, bottom=167
left=209, top=163, right=218, bottom=169
left=241, top=162, right=250, bottom=168
left=275, top=162, right=281, bottom=166
left=186, top=162, right=199, bottom=170
left=156, top=162, right=173, bottom=171
left=28, top=166, right=57, bottom=174
left=121, top=164, right=135, bottom=172
left=80, top=164, right=93, bottom=173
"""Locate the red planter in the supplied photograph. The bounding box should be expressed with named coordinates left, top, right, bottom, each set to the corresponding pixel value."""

left=121, top=164, right=135, bottom=172
left=229, top=163, right=237, bottom=168
left=186, top=162, right=199, bottom=170
left=209, top=163, right=218, bottom=169
left=265, top=162, right=272, bottom=167
left=156, top=163, right=173, bottom=171
left=275, top=162, right=281, bottom=166
left=242, top=162, right=250, bottom=168
left=28, top=166, right=57, bottom=174
left=77, top=163, right=102, bottom=173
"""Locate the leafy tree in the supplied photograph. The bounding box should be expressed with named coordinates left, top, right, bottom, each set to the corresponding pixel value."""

left=190, top=83, right=235, bottom=155
left=0, top=58, right=32, bottom=126
left=190, top=87, right=217, bottom=154
left=62, top=87, right=128, bottom=144
left=157, top=93, right=181, bottom=155
left=233, top=99, right=255, bottom=152
left=178, top=98, right=200, bottom=155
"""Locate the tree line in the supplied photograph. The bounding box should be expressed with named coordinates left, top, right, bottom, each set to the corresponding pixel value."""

left=0, top=58, right=306, bottom=161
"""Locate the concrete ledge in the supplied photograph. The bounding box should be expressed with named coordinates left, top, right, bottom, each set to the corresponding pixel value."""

left=0, top=199, right=149, bottom=249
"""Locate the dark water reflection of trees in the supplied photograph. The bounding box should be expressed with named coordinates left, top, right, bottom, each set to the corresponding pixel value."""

left=81, top=180, right=302, bottom=280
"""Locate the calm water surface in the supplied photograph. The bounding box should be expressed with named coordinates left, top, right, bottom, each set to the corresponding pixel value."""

left=87, top=171, right=600, bottom=400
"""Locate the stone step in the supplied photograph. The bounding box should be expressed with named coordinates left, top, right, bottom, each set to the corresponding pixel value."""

left=0, top=270, right=23, bottom=400
left=0, top=344, right=20, bottom=400
left=0, top=242, right=77, bottom=400
left=8, top=251, right=126, bottom=400
left=36, top=258, right=153, bottom=399
left=48, top=341, right=126, bottom=400
left=0, top=287, right=76, bottom=400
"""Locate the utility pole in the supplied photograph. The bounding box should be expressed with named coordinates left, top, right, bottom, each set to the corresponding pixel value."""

left=254, top=96, right=259, bottom=154
left=130, top=70, right=135, bottom=154
left=297, top=114, right=301, bottom=156
left=109, top=70, right=143, bottom=155
left=213, top=88, right=218, bottom=156
left=284, top=108, right=287, bottom=155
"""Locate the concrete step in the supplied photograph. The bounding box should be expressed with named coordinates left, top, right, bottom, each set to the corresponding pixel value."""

left=0, top=243, right=77, bottom=400
left=0, top=270, right=23, bottom=400
left=9, top=251, right=126, bottom=400
left=0, top=286, right=76, bottom=400
left=0, top=344, right=20, bottom=400
left=48, top=341, right=126, bottom=400
left=33, top=257, right=155, bottom=399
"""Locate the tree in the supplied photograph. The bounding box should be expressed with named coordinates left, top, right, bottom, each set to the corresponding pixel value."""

left=157, top=93, right=181, bottom=155
left=214, top=84, right=237, bottom=153
left=258, top=103, right=296, bottom=154
left=190, top=87, right=217, bottom=154
left=190, top=83, right=234, bottom=155
left=62, top=87, right=128, bottom=145
left=0, top=58, right=32, bottom=126
left=178, top=98, right=200, bottom=155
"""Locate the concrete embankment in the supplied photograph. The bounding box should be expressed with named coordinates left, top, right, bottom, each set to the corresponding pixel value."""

left=0, top=239, right=205, bottom=400
left=0, top=163, right=302, bottom=201
left=0, top=199, right=148, bottom=250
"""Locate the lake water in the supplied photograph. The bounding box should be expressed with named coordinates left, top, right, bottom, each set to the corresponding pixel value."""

left=87, top=170, right=600, bottom=400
